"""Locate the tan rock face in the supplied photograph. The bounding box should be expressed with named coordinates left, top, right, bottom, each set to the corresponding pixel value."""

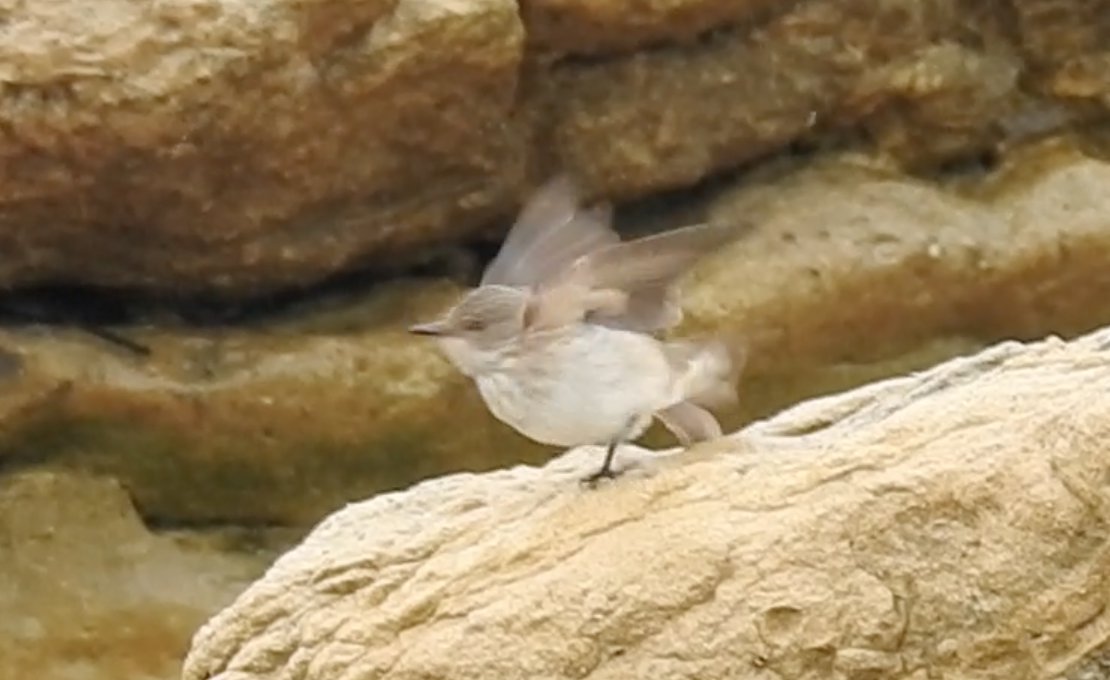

left=548, top=0, right=1024, bottom=196
left=181, top=327, right=1110, bottom=680
left=1011, top=0, right=1110, bottom=102
left=0, top=280, right=481, bottom=526
left=0, top=0, right=526, bottom=296
left=2, top=140, right=1110, bottom=527
left=0, top=0, right=1102, bottom=296
left=695, top=140, right=1110, bottom=371
left=521, top=0, right=788, bottom=55
left=0, top=471, right=267, bottom=680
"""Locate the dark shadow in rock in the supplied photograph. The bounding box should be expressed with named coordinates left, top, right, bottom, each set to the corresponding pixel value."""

left=0, top=288, right=151, bottom=356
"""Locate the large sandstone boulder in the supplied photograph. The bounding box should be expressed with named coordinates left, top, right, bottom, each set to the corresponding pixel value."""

left=182, top=326, right=1110, bottom=680
left=2, top=0, right=1107, bottom=296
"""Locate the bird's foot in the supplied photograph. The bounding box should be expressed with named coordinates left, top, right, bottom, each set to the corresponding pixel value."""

left=579, top=465, right=621, bottom=488
left=579, top=433, right=629, bottom=488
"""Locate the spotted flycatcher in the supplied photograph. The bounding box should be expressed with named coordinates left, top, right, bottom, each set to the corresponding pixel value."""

left=410, top=175, right=744, bottom=485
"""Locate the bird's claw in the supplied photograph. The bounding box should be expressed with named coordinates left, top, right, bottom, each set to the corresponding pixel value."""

left=579, top=466, right=620, bottom=488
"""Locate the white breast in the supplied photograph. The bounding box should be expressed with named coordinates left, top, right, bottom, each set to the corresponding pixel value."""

left=474, top=325, right=676, bottom=447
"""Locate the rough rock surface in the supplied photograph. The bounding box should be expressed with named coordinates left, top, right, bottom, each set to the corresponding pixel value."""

left=546, top=0, right=1030, bottom=196
left=521, top=0, right=787, bottom=55
left=182, top=326, right=1110, bottom=680
left=1012, top=0, right=1110, bottom=104
left=1, top=0, right=1106, bottom=295
left=693, top=138, right=1110, bottom=370
left=0, top=470, right=269, bottom=680
left=3, top=139, right=1110, bottom=527
left=0, top=0, right=528, bottom=296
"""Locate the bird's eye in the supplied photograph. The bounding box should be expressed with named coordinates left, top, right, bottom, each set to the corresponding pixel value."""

left=460, top=318, right=486, bottom=332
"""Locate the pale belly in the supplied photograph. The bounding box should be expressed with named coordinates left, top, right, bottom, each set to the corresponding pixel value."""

left=473, top=326, right=676, bottom=447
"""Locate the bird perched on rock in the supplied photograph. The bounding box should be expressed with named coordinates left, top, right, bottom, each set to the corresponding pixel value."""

left=409, top=175, right=744, bottom=485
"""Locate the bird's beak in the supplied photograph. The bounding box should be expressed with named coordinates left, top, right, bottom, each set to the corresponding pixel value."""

left=408, top=319, right=451, bottom=336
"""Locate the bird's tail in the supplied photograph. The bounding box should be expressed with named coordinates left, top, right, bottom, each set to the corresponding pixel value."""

left=663, top=336, right=746, bottom=409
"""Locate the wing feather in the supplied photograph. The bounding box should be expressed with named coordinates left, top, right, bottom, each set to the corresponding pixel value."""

left=483, top=174, right=748, bottom=335
left=480, top=175, right=619, bottom=288
left=528, top=222, right=744, bottom=333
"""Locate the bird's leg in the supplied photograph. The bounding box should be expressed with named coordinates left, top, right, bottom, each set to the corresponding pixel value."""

left=580, top=415, right=639, bottom=487
left=580, top=439, right=621, bottom=487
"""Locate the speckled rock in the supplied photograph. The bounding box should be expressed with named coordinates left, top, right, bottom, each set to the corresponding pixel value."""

left=181, top=327, right=1110, bottom=680
left=2, top=138, right=1110, bottom=527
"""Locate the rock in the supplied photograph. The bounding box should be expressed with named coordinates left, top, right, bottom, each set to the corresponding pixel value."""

left=4, top=139, right=1110, bottom=527
left=0, top=470, right=268, bottom=680
left=1062, top=644, right=1110, bottom=680
left=846, top=42, right=1026, bottom=167
left=548, top=0, right=1026, bottom=197
left=0, top=0, right=526, bottom=297
left=182, top=326, right=1110, bottom=680
left=0, top=280, right=482, bottom=526
left=0, top=0, right=1103, bottom=296
left=522, top=0, right=785, bottom=55
left=693, top=138, right=1110, bottom=372
left=1011, top=0, right=1110, bottom=104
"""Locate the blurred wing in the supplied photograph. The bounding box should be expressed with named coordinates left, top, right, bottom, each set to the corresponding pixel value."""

left=528, top=221, right=743, bottom=333
left=587, top=286, right=683, bottom=333
left=570, top=221, right=740, bottom=293
left=481, top=175, right=620, bottom=289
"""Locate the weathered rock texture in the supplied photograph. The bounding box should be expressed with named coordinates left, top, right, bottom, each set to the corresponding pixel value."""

left=182, top=326, right=1110, bottom=680
left=1, top=0, right=1108, bottom=296
left=2, top=139, right=1110, bottom=527
left=0, top=0, right=528, bottom=296
left=0, top=470, right=269, bottom=680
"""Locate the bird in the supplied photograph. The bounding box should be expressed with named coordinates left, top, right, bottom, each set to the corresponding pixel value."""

left=408, top=174, right=745, bottom=485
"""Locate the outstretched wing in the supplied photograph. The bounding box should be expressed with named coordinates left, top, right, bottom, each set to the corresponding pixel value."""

left=480, top=175, right=620, bottom=289
left=526, top=221, right=743, bottom=333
